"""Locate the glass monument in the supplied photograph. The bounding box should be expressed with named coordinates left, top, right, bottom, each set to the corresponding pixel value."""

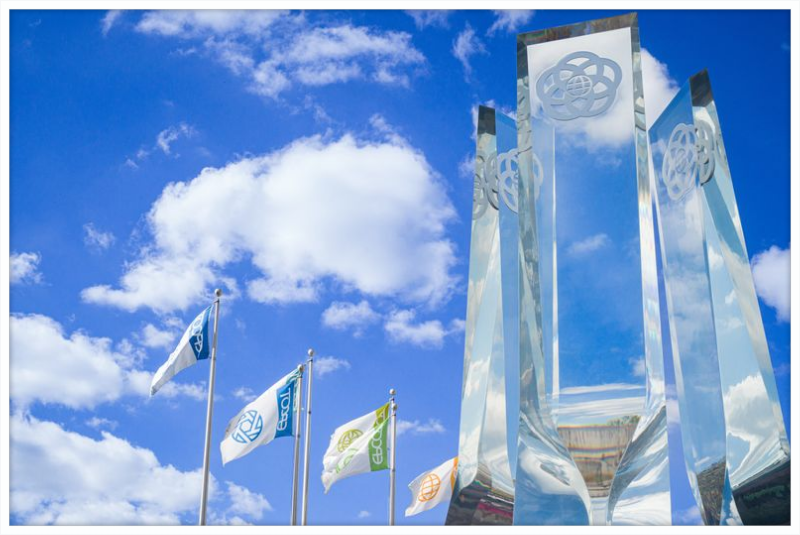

left=514, top=13, right=670, bottom=525
left=650, top=70, right=790, bottom=525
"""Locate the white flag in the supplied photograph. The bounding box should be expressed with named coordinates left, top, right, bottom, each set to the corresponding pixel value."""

left=321, top=403, right=390, bottom=493
left=220, top=368, right=301, bottom=465
left=405, top=457, right=458, bottom=517
left=150, top=306, right=212, bottom=396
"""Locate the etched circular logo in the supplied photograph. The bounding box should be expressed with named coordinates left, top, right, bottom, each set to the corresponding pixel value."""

left=662, top=123, right=697, bottom=201
left=337, top=429, right=363, bottom=452
left=232, top=410, right=263, bottom=444
left=695, top=120, right=716, bottom=184
left=473, top=152, right=500, bottom=219
left=662, top=121, right=718, bottom=200
left=497, top=149, right=519, bottom=213
left=418, top=473, right=441, bottom=502
left=536, top=51, right=622, bottom=121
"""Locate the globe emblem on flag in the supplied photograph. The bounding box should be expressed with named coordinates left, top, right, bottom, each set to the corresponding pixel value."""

left=418, top=473, right=441, bottom=502
left=662, top=123, right=701, bottom=201
left=232, top=410, right=263, bottom=444
left=536, top=51, right=622, bottom=121
left=337, top=429, right=363, bottom=452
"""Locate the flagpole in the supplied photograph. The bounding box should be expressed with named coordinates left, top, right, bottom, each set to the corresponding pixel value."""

left=290, top=364, right=304, bottom=526
left=199, top=288, right=222, bottom=526
left=300, top=348, right=314, bottom=525
left=389, top=388, right=397, bottom=526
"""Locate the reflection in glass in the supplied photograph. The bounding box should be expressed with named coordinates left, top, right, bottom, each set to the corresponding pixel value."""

left=446, top=106, right=516, bottom=525
left=516, top=13, right=670, bottom=525
left=650, top=70, right=790, bottom=525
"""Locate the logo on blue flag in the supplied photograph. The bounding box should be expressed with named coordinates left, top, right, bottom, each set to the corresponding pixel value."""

left=232, top=410, right=263, bottom=443
left=274, top=379, right=296, bottom=439
left=189, top=307, right=211, bottom=360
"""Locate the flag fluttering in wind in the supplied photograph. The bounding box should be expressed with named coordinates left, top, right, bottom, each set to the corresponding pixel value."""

left=220, top=367, right=302, bottom=465
left=405, top=457, right=458, bottom=517
left=321, top=403, right=391, bottom=493
left=150, top=306, right=212, bottom=396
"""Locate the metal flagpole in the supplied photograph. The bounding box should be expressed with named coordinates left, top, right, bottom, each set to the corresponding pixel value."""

left=389, top=388, right=397, bottom=526
left=290, top=364, right=304, bottom=525
left=300, top=348, right=314, bottom=525
left=198, top=288, right=222, bottom=526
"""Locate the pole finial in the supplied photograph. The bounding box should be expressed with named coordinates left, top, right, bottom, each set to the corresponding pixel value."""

left=214, top=288, right=223, bottom=297
left=307, top=348, right=315, bottom=358
left=389, top=388, right=396, bottom=397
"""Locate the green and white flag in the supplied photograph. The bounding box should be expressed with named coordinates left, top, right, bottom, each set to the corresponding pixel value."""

left=321, top=402, right=390, bottom=493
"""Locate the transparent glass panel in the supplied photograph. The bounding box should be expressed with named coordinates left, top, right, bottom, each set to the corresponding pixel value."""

left=446, top=106, right=515, bottom=525
left=516, top=13, right=669, bottom=525
left=651, top=70, right=790, bottom=525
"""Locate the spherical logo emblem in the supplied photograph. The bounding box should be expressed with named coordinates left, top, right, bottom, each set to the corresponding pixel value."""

left=661, top=121, right=717, bottom=201
left=536, top=51, right=622, bottom=121
left=694, top=120, right=716, bottom=185
left=662, top=123, right=697, bottom=201
left=418, top=473, right=441, bottom=502
left=473, top=152, right=500, bottom=220
left=232, top=410, right=263, bottom=444
left=337, top=429, right=363, bottom=453
left=497, top=149, right=519, bottom=213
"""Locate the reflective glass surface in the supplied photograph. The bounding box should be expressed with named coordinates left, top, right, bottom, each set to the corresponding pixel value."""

left=516, top=13, right=669, bottom=525
left=446, top=106, right=516, bottom=525
left=650, top=70, right=790, bottom=525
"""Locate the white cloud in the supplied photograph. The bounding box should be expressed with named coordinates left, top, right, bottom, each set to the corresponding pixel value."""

left=751, top=245, right=790, bottom=322
left=674, top=505, right=702, bottom=525
left=10, top=252, right=43, bottom=285
left=85, top=417, right=118, bottom=431
left=101, top=10, right=123, bottom=36
left=136, top=10, right=287, bottom=38
left=10, top=414, right=267, bottom=525
left=357, top=510, right=371, bottom=519
left=396, top=418, right=445, bottom=436
left=10, top=314, right=202, bottom=409
left=567, top=233, right=610, bottom=255
left=138, top=323, right=178, bottom=350
left=10, top=414, right=210, bottom=524
left=321, top=300, right=380, bottom=335
left=314, top=356, right=351, bottom=378
left=488, top=10, right=535, bottom=35
left=224, top=482, right=272, bottom=520
left=384, top=309, right=461, bottom=348
left=406, top=10, right=452, bottom=29
left=641, top=49, right=680, bottom=129
left=232, top=386, right=256, bottom=403
left=83, top=223, right=116, bottom=252
left=83, top=133, right=457, bottom=314
left=156, top=123, right=195, bottom=155
left=136, top=13, right=425, bottom=98
left=629, top=356, right=646, bottom=378
left=452, top=23, right=487, bottom=79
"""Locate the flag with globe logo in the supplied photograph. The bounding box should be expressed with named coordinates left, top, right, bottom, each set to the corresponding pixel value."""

left=321, top=403, right=391, bottom=493
left=150, top=306, right=212, bottom=396
left=220, top=367, right=302, bottom=465
left=405, top=457, right=458, bottom=517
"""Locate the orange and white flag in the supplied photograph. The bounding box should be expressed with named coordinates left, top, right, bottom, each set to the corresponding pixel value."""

left=404, top=457, right=458, bottom=517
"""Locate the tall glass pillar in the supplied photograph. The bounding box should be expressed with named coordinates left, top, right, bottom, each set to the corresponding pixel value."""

left=650, top=70, right=790, bottom=525
left=515, top=12, right=670, bottom=525
left=446, top=106, right=517, bottom=525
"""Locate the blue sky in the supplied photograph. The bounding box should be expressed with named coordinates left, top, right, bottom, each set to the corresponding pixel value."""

left=7, top=8, right=791, bottom=526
